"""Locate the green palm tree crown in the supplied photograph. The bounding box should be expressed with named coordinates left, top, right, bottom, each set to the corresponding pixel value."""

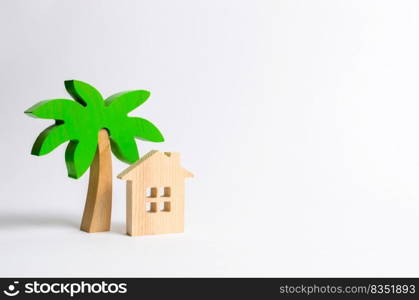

left=25, top=80, right=164, bottom=179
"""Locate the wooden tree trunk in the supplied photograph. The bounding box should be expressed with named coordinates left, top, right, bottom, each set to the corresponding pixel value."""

left=80, top=129, right=112, bottom=233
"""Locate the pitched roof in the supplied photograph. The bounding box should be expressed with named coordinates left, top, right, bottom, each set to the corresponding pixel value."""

left=117, top=150, right=193, bottom=180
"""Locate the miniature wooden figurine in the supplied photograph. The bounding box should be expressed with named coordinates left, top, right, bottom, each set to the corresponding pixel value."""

left=25, top=80, right=164, bottom=233
left=118, top=150, right=193, bottom=236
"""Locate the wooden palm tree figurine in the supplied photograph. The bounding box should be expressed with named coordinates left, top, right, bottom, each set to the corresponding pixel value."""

left=25, top=80, right=164, bottom=233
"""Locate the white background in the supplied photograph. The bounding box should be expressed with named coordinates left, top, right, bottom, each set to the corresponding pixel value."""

left=0, top=0, right=419, bottom=276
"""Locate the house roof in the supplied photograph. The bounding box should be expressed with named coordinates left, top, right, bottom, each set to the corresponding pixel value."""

left=117, top=150, right=194, bottom=180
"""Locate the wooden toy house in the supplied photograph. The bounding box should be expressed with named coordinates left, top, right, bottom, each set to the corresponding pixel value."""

left=117, top=150, right=193, bottom=236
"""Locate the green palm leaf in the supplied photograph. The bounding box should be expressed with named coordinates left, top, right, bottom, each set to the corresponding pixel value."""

left=25, top=80, right=164, bottom=179
left=65, top=135, right=98, bottom=179
left=105, top=90, right=150, bottom=114
left=104, top=90, right=164, bottom=162
left=126, top=117, right=164, bottom=142
left=64, top=80, right=104, bottom=109
left=31, top=124, right=72, bottom=156
left=25, top=99, right=83, bottom=121
left=109, top=133, right=139, bottom=163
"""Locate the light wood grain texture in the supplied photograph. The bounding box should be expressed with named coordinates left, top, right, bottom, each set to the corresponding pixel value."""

left=80, top=129, right=113, bottom=233
left=118, top=151, right=193, bottom=236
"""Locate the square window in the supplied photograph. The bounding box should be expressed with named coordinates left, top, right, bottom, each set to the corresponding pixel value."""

left=146, top=187, right=158, bottom=198
left=146, top=202, right=158, bottom=213
left=160, top=187, right=171, bottom=197
left=162, top=201, right=171, bottom=212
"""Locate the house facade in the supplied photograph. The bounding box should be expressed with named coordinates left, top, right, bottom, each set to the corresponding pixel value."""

left=117, top=150, right=193, bottom=236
